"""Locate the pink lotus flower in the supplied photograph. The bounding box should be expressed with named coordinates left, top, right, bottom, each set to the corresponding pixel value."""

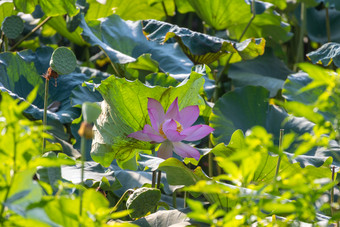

left=128, top=97, right=214, bottom=160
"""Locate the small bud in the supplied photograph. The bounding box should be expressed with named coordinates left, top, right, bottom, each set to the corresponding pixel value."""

left=78, top=122, right=94, bottom=139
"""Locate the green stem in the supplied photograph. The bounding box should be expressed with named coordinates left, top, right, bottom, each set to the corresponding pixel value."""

left=79, top=136, right=86, bottom=217
left=98, top=46, right=122, bottom=77
left=331, top=166, right=335, bottom=217
left=183, top=191, right=188, bottom=208
left=152, top=171, right=156, bottom=188
left=157, top=170, right=161, bottom=189
left=208, top=153, right=213, bottom=177
left=295, top=2, right=306, bottom=67
left=110, top=189, right=134, bottom=214
left=161, top=1, right=169, bottom=21
left=10, top=16, right=52, bottom=51
left=325, top=7, right=331, bottom=43
left=172, top=190, right=177, bottom=208
left=42, top=78, right=49, bottom=152
left=275, top=129, right=284, bottom=180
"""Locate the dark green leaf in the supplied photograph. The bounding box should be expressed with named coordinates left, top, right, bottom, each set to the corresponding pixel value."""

left=229, top=48, right=293, bottom=96
left=142, top=19, right=265, bottom=64
left=307, top=42, right=340, bottom=67
left=209, top=86, right=314, bottom=146
left=80, top=14, right=193, bottom=76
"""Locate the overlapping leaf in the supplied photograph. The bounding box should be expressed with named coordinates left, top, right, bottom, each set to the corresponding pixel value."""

left=142, top=19, right=266, bottom=65
left=80, top=14, right=193, bottom=76
left=172, top=0, right=291, bottom=42
left=91, top=73, right=205, bottom=167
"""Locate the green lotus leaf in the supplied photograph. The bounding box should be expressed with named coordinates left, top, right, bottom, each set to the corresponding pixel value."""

left=306, top=7, right=340, bottom=44
left=86, top=0, right=174, bottom=21
left=80, top=14, right=193, bottom=77
left=1, top=15, right=24, bottom=39
left=14, top=0, right=78, bottom=16
left=209, top=86, right=314, bottom=146
left=126, top=187, right=161, bottom=219
left=229, top=48, right=293, bottom=96
left=91, top=73, right=204, bottom=167
left=307, top=42, right=340, bottom=67
left=0, top=1, right=17, bottom=25
left=142, top=19, right=266, bottom=65
left=175, top=0, right=291, bottom=42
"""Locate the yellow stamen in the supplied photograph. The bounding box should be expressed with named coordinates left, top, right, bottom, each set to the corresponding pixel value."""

left=159, top=120, right=183, bottom=139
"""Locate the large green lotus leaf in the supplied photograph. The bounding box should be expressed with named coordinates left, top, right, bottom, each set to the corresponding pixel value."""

left=177, top=0, right=291, bottom=42
left=307, top=42, right=340, bottom=67
left=306, top=7, right=340, bottom=44
left=229, top=48, right=293, bottom=96
left=0, top=1, right=17, bottom=24
left=209, top=86, right=314, bottom=146
left=80, top=14, right=193, bottom=76
left=13, top=0, right=78, bottom=16
left=142, top=19, right=266, bottom=65
left=91, top=73, right=204, bottom=167
left=86, top=0, right=174, bottom=21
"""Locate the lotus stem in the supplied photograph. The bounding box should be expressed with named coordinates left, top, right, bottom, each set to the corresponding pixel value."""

left=42, top=77, right=49, bottom=152
left=173, top=190, right=177, bottom=208
left=152, top=171, right=156, bottom=188
left=331, top=166, right=335, bottom=217
left=10, top=16, right=52, bottom=51
left=296, top=2, right=306, bottom=67
left=275, top=129, right=284, bottom=180
left=110, top=189, right=134, bottom=214
left=161, top=1, right=169, bottom=21
left=157, top=170, right=162, bottom=189
left=79, top=135, right=86, bottom=217
left=208, top=153, right=213, bottom=177
left=325, top=7, right=331, bottom=43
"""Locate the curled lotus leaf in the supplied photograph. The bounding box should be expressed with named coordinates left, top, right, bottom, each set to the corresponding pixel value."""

left=142, top=19, right=265, bottom=65
left=307, top=42, right=340, bottom=68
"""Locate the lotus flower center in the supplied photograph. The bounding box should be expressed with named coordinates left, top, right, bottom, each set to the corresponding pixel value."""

left=175, top=120, right=183, bottom=132
left=159, top=120, right=183, bottom=138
